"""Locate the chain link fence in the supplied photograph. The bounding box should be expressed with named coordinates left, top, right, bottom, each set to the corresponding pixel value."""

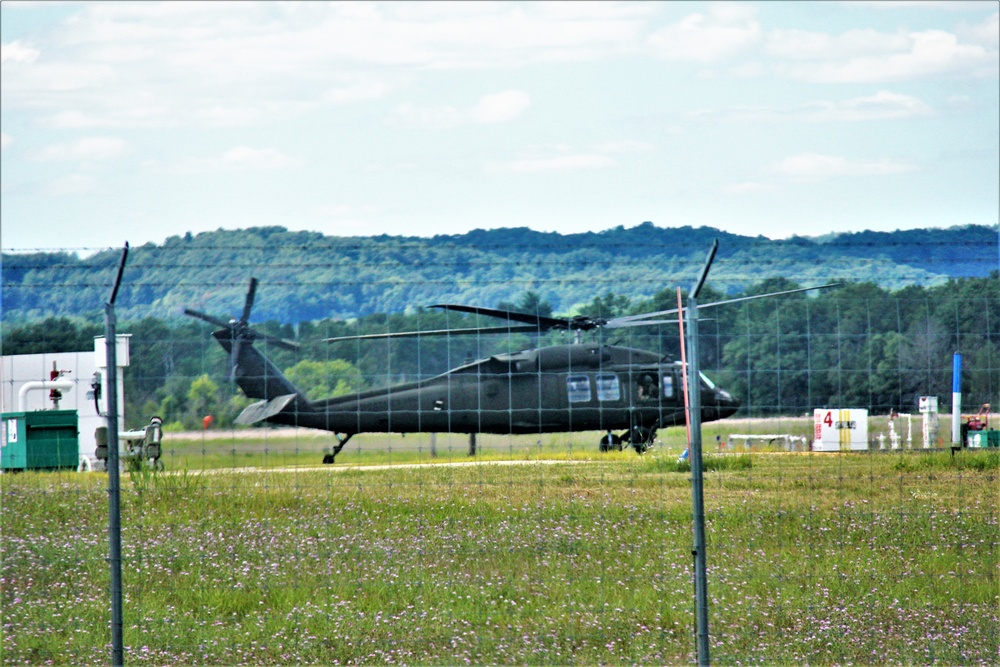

left=2, top=255, right=998, bottom=665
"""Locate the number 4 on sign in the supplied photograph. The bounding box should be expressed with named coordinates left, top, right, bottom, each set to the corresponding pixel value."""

left=824, top=411, right=833, bottom=427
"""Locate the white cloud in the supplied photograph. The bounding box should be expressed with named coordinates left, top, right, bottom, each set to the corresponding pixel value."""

left=393, top=90, right=530, bottom=129
left=962, top=11, right=999, bottom=48
left=45, top=173, right=96, bottom=196
left=771, top=153, right=918, bottom=180
left=771, top=28, right=998, bottom=82
left=0, top=132, right=12, bottom=151
left=831, top=90, right=934, bottom=120
left=322, top=75, right=390, bottom=105
left=724, top=181, right=779, bottom=195
left=766, top=28, right=909, bottom=61
left=491, top=154, right=616, bottom=173
left=31, top=136, right=127, bottom=162
left=221, top=147, right=300, bottom=169
left=647, top=3, right=761, bottom=62
left=944, top=94, right=976, bottom=112
left=391, top=102, right=464, bottom=129
left=473, top=90, right=531, bottom=124
left=485, top=140, right=655, bottom=173
left=315, top=202, right=382, bottom=218
left=0, top=40, right=40, bottom=64
left=845, top=1, right=995, bottom=10
left=173, top=146, right=303, bottom=173
left=193, top=107, right=264, bottom=127
left=0, top=2, right=643, bottom=131
left=692, top=90, right=934, bottom=123
left=6, top=1, right=990, bottom=138
left=596, top=140, right=654, bottom=153
left=38, top=111, right=101, bottom=129
left=488, top=138, right=654, bottom=173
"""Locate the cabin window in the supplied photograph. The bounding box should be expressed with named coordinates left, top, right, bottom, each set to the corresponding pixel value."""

left=595, top=373, right=620, bottom=402
left=566, top=374, right=591, bottom=403
left=637, top=373, right=659, bottom=400
left=596, top=373, right=621, bottom=401
left=662, top=374, right=675, bottom=398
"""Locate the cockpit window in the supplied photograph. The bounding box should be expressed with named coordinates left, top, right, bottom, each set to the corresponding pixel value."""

left=699, top=371, right=717, bottom=391
left=566, top=375, right=591, bottom=403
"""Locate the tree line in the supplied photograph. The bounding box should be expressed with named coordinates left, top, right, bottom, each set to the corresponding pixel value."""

left=3, top=223, right=996, bottom=324
left=3, top=274, right=996, bottom=430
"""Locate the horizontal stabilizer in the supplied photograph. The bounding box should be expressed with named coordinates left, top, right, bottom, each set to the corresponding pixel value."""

left=236, top=393, right=298, bottom=425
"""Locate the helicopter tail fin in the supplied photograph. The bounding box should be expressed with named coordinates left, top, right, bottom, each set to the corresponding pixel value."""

left=213, top=330, right=310, bottom=424
left=235, top=393, right=299, bottom=425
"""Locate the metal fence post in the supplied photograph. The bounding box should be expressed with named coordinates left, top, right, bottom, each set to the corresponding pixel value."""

left=105, top=243, right=129, bottom=667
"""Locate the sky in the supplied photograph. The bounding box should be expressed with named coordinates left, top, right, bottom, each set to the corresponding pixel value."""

left=1, top=1, right=998, bottom=252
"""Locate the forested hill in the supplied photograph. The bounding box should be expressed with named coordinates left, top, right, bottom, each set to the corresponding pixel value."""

left=2, top=222, right=997, bottom=324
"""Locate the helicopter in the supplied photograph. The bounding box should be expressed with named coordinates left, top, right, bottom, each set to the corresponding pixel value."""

left=185, top=268, right=837, bottom=462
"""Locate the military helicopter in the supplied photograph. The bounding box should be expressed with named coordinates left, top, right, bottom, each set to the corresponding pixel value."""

left=185, top=266, right=836, bottom=462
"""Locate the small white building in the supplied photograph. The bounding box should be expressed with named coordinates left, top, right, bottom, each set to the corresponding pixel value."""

left=1, top=335, right=129, bottom=469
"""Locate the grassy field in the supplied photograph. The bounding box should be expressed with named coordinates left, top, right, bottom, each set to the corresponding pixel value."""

left=154, top=414, right=969, bottom=470
left=2, top=428, right=997, bottom=665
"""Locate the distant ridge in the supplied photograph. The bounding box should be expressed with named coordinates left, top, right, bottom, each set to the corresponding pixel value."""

left=2, top=222, right=996, bottom=324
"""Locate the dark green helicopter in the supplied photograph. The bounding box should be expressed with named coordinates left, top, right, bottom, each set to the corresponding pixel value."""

left=185, top=274, right=835, bottom=462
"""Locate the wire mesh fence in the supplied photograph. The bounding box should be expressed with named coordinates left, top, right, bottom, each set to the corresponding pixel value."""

left=2, top=251, right=998, bottom=666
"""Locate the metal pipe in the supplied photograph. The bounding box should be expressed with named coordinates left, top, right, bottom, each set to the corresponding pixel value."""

left=17, top=380, right=75, bottom=411
left=952, top=352, right=962, bottom=445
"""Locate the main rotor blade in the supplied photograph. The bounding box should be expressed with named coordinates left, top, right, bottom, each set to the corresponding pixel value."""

left=249, top=331, right=301, bottom=351
left=324, top=325, right=541, bottom=344
left=184, top=308, right=232, bottom=329
left=604, top=318, right=688, bottom=329
left=240, top=277, right=258, bottom=324
left=690, top=238, right=719, bottom=299
left=430, top=304, right=570, bottom=330
left=692, top=283, right=842, bottom=311
left=611, top=283, right=841, bottom=325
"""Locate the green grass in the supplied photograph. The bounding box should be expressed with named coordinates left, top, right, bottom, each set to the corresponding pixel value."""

left=154, top=429, right=657, bottom=470
left=152, top=420, right=822, bottom=470
left=2, top=433, right=997, bottom=665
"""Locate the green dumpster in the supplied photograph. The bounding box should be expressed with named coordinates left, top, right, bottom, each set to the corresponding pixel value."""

left=1, top=410, right=79, bottom=471
left=967, top=429, right=1000, bottom=449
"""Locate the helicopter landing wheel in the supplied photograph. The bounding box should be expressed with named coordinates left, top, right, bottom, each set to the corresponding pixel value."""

left=599, top=432, right=622, bottom=452
left=630, top=426, right=652, bottom=454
